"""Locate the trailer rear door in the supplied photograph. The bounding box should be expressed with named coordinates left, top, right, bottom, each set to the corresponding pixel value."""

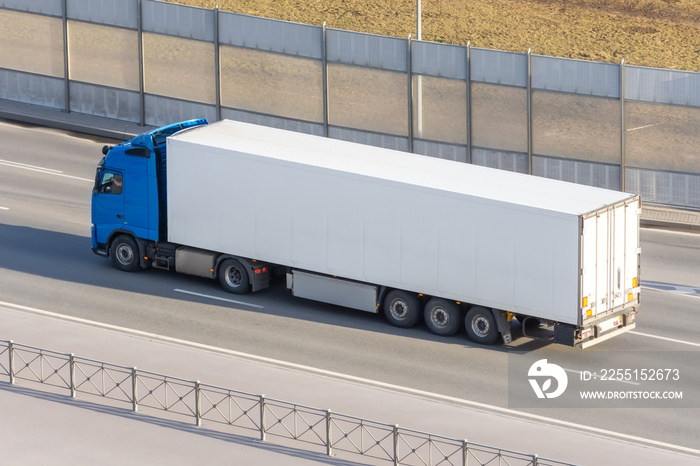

left=580, top=196, right=640, bottom=324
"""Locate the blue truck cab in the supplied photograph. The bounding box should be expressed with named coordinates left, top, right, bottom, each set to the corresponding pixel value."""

left=91, top=119, right=208, bottom=267
left=92, top=118, right=270, bottom=294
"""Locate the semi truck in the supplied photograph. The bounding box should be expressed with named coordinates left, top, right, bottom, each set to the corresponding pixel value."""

left=91, top=119, right=641, bottom=348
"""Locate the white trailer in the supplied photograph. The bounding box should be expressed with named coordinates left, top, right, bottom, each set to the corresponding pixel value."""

left=158, top=120, right=641, bottom=347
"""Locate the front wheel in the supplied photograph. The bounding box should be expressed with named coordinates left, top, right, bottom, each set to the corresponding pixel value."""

left=383, top=290, right=422, bottom=328
left=465, top=306, right=498, bottom=345
left=218, top=258, right=250, bottom=294
left=424, top=298, right=462, bottom=336
left=110, top=235, right=140, bottom=272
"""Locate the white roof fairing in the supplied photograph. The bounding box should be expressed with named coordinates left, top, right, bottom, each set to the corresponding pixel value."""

left=170, top=119, right=634, bottom=217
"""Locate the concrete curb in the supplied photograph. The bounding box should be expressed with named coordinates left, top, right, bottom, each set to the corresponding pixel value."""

left=0, top=100, right=153, bottom=140
left=641, top=206, right=700, bottom=233
left=0, top=109, right=137, bottom=140
left=641, top=218, right=700, bottom=233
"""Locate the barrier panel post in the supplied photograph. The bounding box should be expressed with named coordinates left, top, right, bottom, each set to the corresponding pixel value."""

left=8, top=340, right=15, bottom=385
left=326, top=409, right=332, bottom=456
left=393, top=424, right=399, bottom=466
left=132, top=367, right=138, bottom=412
left=195, top=381, right=201, bottom=427
left=260, top=394, right=266, bottom=441
left=69, top=353, right=76, bottom=398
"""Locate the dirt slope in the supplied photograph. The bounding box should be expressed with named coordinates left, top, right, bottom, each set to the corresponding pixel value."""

left=167, top=0, right=700, bottom=71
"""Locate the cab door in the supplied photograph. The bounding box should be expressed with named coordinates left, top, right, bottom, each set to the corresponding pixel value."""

left=92, top=168, right=125, bottom=245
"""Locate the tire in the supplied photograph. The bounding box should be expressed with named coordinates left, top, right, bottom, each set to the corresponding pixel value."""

left=218, top=258, right=250, bottom=294
left=424, top=298, right=462, bottom=336
left=383, top=290, right=422, bottom=328
left=465, top=306, right=499, bottom=345
left=110, top=235, right=140, bottom=272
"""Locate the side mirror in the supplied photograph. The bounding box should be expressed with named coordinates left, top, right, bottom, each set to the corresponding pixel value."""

left=102, top=145, right=111, bottom=155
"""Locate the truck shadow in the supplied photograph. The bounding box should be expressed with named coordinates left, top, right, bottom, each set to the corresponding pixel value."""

left=0, top=224, right=551, bottom=353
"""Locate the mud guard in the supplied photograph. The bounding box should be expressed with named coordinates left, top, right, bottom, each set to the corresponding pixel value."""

left=493, top=309, right=512, bottom=344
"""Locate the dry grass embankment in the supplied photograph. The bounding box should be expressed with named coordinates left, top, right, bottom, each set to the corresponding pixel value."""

left=166, top=0, right=700, bottom=72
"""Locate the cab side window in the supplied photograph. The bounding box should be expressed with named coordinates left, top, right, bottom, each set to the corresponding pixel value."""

left=100, top=171, right=123, bottom=195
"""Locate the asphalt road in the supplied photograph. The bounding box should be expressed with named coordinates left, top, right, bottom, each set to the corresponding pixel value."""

left=1, top=120, right=698, bottom=451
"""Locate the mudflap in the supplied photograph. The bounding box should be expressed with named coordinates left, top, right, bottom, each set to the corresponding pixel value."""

left=554, top=324, right=576, bottom=346
left=494, top=309, right=513, bottom=344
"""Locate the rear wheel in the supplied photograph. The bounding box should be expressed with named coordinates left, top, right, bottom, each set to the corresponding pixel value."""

left=465, top=306, right=498, bottom=345
left=110, top=235, right=140, bottom=272
left=218, top=258, right=250, bottom=294
left=424, top=298, right=461, bottom=336
left=383, top=290, right=422, bottom=328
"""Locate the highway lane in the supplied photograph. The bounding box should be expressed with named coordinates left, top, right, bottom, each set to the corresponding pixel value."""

left=1, top=121, right=698, bottom=451
left=0, top=121, right=98, bottom=235
left=641, top=229, right=700, bottom=287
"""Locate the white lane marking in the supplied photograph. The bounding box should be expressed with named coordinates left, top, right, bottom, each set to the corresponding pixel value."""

left=0, top=206, right=8, bottom=210
left=1, top=299, right=699, bottom=457
left=642, top=287, right=700, bottom=300
left=0, top=160, right=62, bottom=173
left=562, top=368, right=640, bottom=386
left=630, top=331, right=700, bottom=348
left=641, top=280, right=700, bottom=299
left=0, top=159, right=92, bottom=182
left=174, top=288, right=264, bottom=309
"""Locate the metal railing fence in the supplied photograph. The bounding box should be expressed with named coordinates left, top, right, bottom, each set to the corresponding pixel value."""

left=0, top=340, right=576, bottom=466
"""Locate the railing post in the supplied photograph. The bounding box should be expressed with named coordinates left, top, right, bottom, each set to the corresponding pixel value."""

left=407, top=33, right=414, bottom=153
left=326, top=409, right=332, bottom=456
left=137, top=0, right=145, bottom=126
left=62, top=0, right=70, bottom=113
left=69, top=353, right=76, bottom=398
left=393, top=424, right=399, bottom=466
left=322, top=22, right=329, bottom=138
left=462, top=439, right=468, bottom=466
left=533, top=453, right=539, bottom=466
left=260, top=394, right=266, bottom=441
left=8, top=341, right=15, bottom=385
left=195, top=380, right=202, bottom=426
left=132, top=367, right=138, bottom=412
left=214, top=4, right=221, bottom=122
left=527, top=48, right=533, bottom=175
left=620, top=58, right=626, bottom=192
left=415, top=1, right=422, bottom=147
left=466, top=41, right=472, bottom=164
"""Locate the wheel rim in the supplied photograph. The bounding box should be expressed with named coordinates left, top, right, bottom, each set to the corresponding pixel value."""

left=224, top=266, right=243, bottom=288
left=389, top=298, right=409, bottom=321
left=116, top=244, right=134, bottom=265
left=430, top=307, right=449, bottom=328
left=471, top=314, right=490, bottom=337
